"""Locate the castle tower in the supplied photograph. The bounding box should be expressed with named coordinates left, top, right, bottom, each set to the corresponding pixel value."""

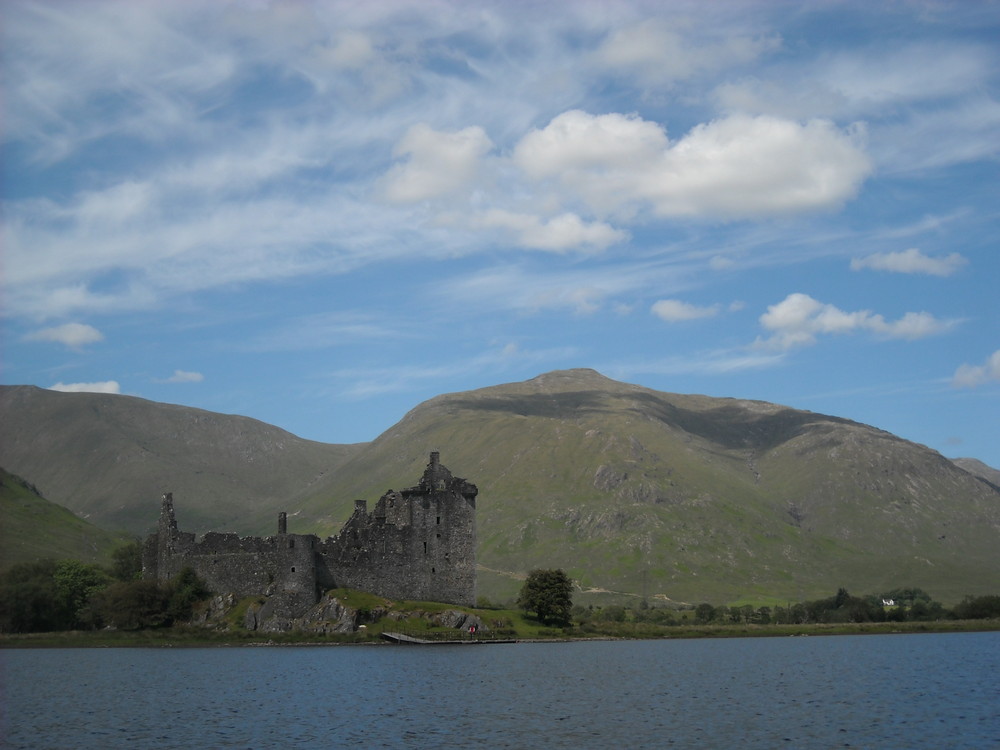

left=141, top=491, right=188, bottom=581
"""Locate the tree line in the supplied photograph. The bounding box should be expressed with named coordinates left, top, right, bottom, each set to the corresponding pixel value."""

left=0, top=541, right=210, bottom=634
left=4, top=556, right=999, bottom=636
left=575, top=587, right=1000, bottom=628
left=515, top=570, right=1000, bottom=630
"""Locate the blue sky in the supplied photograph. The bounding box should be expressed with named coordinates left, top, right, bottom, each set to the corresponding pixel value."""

left=3, top=0, right=999, bottom=468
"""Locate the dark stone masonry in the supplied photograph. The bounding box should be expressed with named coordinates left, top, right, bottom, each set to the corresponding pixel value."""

left=142, top=453, right=477, bottom=614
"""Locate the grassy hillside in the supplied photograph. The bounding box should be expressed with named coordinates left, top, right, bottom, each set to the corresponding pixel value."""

left=0, top=468, right=129, bottom=569
left=0, top=385, right=362, bottom=535
left=3, top=372, right=998, bottom=605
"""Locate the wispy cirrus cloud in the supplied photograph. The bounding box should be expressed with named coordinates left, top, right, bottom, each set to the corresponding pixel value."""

left=651, top=299, right=719, bottom=322
left=159, top=370, right=204, bottom=384
left=3, top=1, right=882, bottom=325
left=595, top=18, right=780, bottom=86
left=851, top=248, right=967, bottom=277
left=331, top=341, right=577, bottom=399
left=606, top=348, right=786, bottom=380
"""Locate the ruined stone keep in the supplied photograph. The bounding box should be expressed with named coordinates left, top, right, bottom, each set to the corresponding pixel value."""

left=142, top=453, right=477, bottom=609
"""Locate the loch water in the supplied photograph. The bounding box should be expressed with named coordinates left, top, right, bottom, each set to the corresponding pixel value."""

left=3, top=632, right=998, bottom=749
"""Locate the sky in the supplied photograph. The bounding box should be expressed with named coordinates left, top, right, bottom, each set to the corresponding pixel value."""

left=2, top=0, right=999, bottom=468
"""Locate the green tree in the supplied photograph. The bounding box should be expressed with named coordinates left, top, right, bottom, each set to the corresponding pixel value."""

left=517, top=569, right=573, bottom=625
left=694, top=602, right=715, bottom=623
left=110, top=540, right=144, bottom=582
left=952, top=594, right=1000, bottom=620
left=53, top=560, right=110, bottom=629
left=90, top=567, right=210, bottom=630
left=0, top=559, right=61, bottom=633
left=165, top=567, right=211, bottom=623
left=0, top=558, right=112, bottom=632
left=91, top=580, right=172, bottom=630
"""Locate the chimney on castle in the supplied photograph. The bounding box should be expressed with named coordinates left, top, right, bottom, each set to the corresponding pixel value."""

left=278, top=512, right=287, bottom=535
left=430, top=451, right=440, bottom=468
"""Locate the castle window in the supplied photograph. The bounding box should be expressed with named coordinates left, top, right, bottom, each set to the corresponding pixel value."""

left=423, top=541, right=427, bottom=555
left=436, top=516, right=440, bottom=525
left=291, top=567, right=296, bottom=573
left=436, top=533, right=441, bottom=539
left=289, top=538, right=295, bottom=549
left=432, top=567, right=436, bottom=574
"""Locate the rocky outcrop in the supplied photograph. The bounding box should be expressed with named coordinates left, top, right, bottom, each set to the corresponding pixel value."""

left=193, top=590, right=487, bottom=636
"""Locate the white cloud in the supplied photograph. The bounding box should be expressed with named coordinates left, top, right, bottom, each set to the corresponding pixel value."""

left=714, top=42, right=994, bottom=120
left=25, top=322, right=104, bottom=349
left=513, top=110, right=871, bottom=219
left=713, top=42, right=1000, bottom=174
left=871, top=311, right=954, bottom=340
left=49, top=381, right=121, bottom=394
left=515, top=110, right=667, bottom=182
left=381, top=123, right=494, bottom=203
left=851, top=248, right=967, bottom=276
left=162, top=370, right=204, bottom=384
left=952, top=350, right=1000, bottom=388
left=473, top=210, right=627, bottom=252
left=651, top=299, right=719, bottom=322
left=595, top=19, right=779, bottom=85
left=756, top=293, right=955, bottom=350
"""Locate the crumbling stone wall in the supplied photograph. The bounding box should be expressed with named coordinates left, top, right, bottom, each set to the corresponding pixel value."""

left=142, top=453, right=477, bottom=612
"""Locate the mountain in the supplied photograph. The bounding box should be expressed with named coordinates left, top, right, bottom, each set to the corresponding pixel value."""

left=0, top=467, right=129, bottom=568
left=280, top=369, right=1000, bottom=604
left=952, top=458, right=1000, bottom=489
left=2, top=372, right=998, bottom=605
left=0, top=385, right=361, bottom=535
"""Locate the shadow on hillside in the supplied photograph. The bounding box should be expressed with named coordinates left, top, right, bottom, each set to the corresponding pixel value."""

left=447, top=390, right=859, bottom=452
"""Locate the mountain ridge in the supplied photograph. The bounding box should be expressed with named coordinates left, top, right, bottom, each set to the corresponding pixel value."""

left=1, top=372, right=997, bottom=604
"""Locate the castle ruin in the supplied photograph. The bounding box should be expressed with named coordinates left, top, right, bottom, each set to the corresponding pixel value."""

left=142, top=452, right=477, bottom=613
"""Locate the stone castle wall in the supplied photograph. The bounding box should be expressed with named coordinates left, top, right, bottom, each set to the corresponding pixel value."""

left=142, top=453, right=477, bottom=609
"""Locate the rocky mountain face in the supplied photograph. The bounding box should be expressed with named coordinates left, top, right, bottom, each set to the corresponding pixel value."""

left=2, top=372, right=998, bottom=604
left=952, top=458, right=1000, bottom=489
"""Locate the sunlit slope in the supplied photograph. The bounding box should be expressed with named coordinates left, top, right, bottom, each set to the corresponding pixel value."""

left=0, top=468, right=129, bottom=569
left=284, top=369, right=1000, bottom=604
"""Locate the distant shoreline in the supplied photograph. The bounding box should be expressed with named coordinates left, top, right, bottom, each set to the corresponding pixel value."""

left=4, top=619, right=998, bottom=649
